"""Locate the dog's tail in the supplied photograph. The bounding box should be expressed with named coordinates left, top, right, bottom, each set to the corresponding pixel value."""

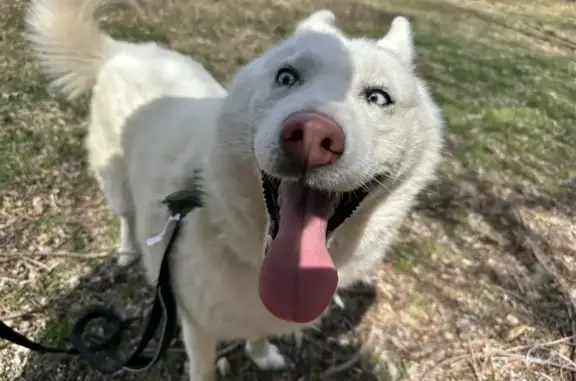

left=25, top=0, right=131, bottom=100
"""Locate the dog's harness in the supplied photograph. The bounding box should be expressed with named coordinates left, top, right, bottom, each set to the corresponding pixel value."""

left=0, top=186, right=203, bottom=374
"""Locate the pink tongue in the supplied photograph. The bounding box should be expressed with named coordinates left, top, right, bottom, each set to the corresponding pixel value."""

left=259, top=183, right=338, bottom=323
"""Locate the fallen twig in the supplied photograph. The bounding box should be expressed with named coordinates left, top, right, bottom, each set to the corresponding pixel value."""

left=0, top=251, right=113, bottom=259
left=0, top=305, right=49, bottom=322
left=216, top=340, right=243, bottom=359
left=420, top=335, right=576, bottom=380
left=0, top=276, right=19, bottom=284
left=22, top=255, right=51, bottom=270
left=324, top=349, right=363, bottom=376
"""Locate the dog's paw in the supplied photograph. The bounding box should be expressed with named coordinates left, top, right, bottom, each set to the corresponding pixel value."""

left=116, top=251, right=139, bottom=267
left=246, top=341, right=287, bottom=370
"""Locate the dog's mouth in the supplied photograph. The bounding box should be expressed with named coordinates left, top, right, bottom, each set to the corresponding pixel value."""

left=258, top=172, right=384, bottom=324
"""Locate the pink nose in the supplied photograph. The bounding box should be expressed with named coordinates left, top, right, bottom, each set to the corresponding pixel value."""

left=280, top=112, right=344, bottom=170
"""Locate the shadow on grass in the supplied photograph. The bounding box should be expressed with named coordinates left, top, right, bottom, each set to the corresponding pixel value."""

left=336, top=0, right=576, bottom=326
left=389, top=0, right=576, bottom=343
left=415, top=172, right=575, bottom=324
left=333, top=1, right=576, bottom=372
left=13, top=259, right=377, bottom=381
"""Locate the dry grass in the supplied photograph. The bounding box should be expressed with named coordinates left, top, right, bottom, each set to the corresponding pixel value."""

left=1, top=0, right=575, bottom=380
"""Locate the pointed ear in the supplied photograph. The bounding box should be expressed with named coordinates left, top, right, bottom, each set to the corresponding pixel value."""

left=296, top=9, right=337, bottom=34
left=377, top=16, right=414, bottom=65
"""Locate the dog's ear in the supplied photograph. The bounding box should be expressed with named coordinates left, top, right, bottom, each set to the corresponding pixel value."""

left=377, top=16, right=414, bottom=66
left=295, top=10, right=337, bottom=34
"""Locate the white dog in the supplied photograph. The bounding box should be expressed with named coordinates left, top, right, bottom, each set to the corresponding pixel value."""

left=25, top=0, right=444, bottom=379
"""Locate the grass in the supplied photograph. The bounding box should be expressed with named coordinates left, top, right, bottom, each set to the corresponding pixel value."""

left=1, top=0, right=575, bottom=380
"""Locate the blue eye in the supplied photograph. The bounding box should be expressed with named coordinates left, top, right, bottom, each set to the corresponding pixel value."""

left=365, top=88, right=393, bottom=106
left=275, top=67, right=300, bottom=87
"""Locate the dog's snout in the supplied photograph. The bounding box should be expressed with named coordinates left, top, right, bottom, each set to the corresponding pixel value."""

left=279, top=112, right=344, bottom=170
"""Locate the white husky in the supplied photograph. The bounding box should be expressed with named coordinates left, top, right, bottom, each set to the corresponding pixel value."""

left=25, top=0, right=444, bottom=379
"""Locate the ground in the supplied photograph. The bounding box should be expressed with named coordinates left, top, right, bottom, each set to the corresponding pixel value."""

left=0, top=0, right=575, bottom=380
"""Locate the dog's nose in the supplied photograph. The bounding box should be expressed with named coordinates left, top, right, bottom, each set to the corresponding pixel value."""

left=280, top=112, right=344, bottom=170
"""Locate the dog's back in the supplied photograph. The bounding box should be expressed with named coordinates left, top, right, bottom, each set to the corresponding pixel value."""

left=25, top=0, right=227, bottom=268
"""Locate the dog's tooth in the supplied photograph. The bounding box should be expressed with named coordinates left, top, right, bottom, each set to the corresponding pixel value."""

left=333, top=293, right=345, bottom=309
left=264, top=234, right=273, bottom=254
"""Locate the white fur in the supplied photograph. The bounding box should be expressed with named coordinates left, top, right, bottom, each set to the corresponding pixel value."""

left=25, top=1, right=444, bottom=380
left=245, top=338, right=287, bottom=369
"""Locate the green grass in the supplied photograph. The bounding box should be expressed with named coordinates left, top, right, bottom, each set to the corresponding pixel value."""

left=1, top=0, right=575, bottom=380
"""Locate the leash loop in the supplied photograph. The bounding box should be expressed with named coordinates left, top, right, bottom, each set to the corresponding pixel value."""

left=0, top=182, right=203, bottom=374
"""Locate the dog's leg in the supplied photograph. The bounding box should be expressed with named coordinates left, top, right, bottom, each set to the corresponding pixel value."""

left=93, top=153, right=140, bottom=267
left=116, top=213, right=139, bottom=267
left=181, top=318, right=217, bottom=381
left=245, top=337, right=287, bottom=370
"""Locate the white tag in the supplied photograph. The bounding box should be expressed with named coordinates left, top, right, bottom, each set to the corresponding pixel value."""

left=146, top=214, right=181, bottom=247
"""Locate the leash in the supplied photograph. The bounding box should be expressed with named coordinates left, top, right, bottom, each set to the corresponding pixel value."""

left=0, top=186, right=203, bottom=375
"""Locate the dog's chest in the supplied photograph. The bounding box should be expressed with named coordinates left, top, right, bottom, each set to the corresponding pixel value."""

left=172, top=248, right=302, bottom=340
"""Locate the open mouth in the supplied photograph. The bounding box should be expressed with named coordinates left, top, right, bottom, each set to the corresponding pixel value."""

left=258, top=172, right=384, bottom=324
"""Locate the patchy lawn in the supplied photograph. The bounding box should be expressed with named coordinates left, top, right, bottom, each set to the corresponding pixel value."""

left=1, top=0, right=575, bottom=380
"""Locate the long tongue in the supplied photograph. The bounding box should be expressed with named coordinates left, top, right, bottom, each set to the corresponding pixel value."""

left=259, top=182, right=338, bottom=323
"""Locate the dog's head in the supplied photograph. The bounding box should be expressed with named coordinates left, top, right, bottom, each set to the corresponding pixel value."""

left=217, top=11, right=443, bottom=324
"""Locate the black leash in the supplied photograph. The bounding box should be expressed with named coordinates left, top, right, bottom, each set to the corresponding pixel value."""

left=0, top=187, right=203, bottom=375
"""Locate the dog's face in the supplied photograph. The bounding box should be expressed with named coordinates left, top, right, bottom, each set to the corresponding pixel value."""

left=221, top=11, right=443, bottom=325
left=232, top=11, right=429, bottom=192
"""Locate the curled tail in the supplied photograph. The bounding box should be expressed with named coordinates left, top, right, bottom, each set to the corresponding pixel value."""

left=24, top=0, right=132, bottom=100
